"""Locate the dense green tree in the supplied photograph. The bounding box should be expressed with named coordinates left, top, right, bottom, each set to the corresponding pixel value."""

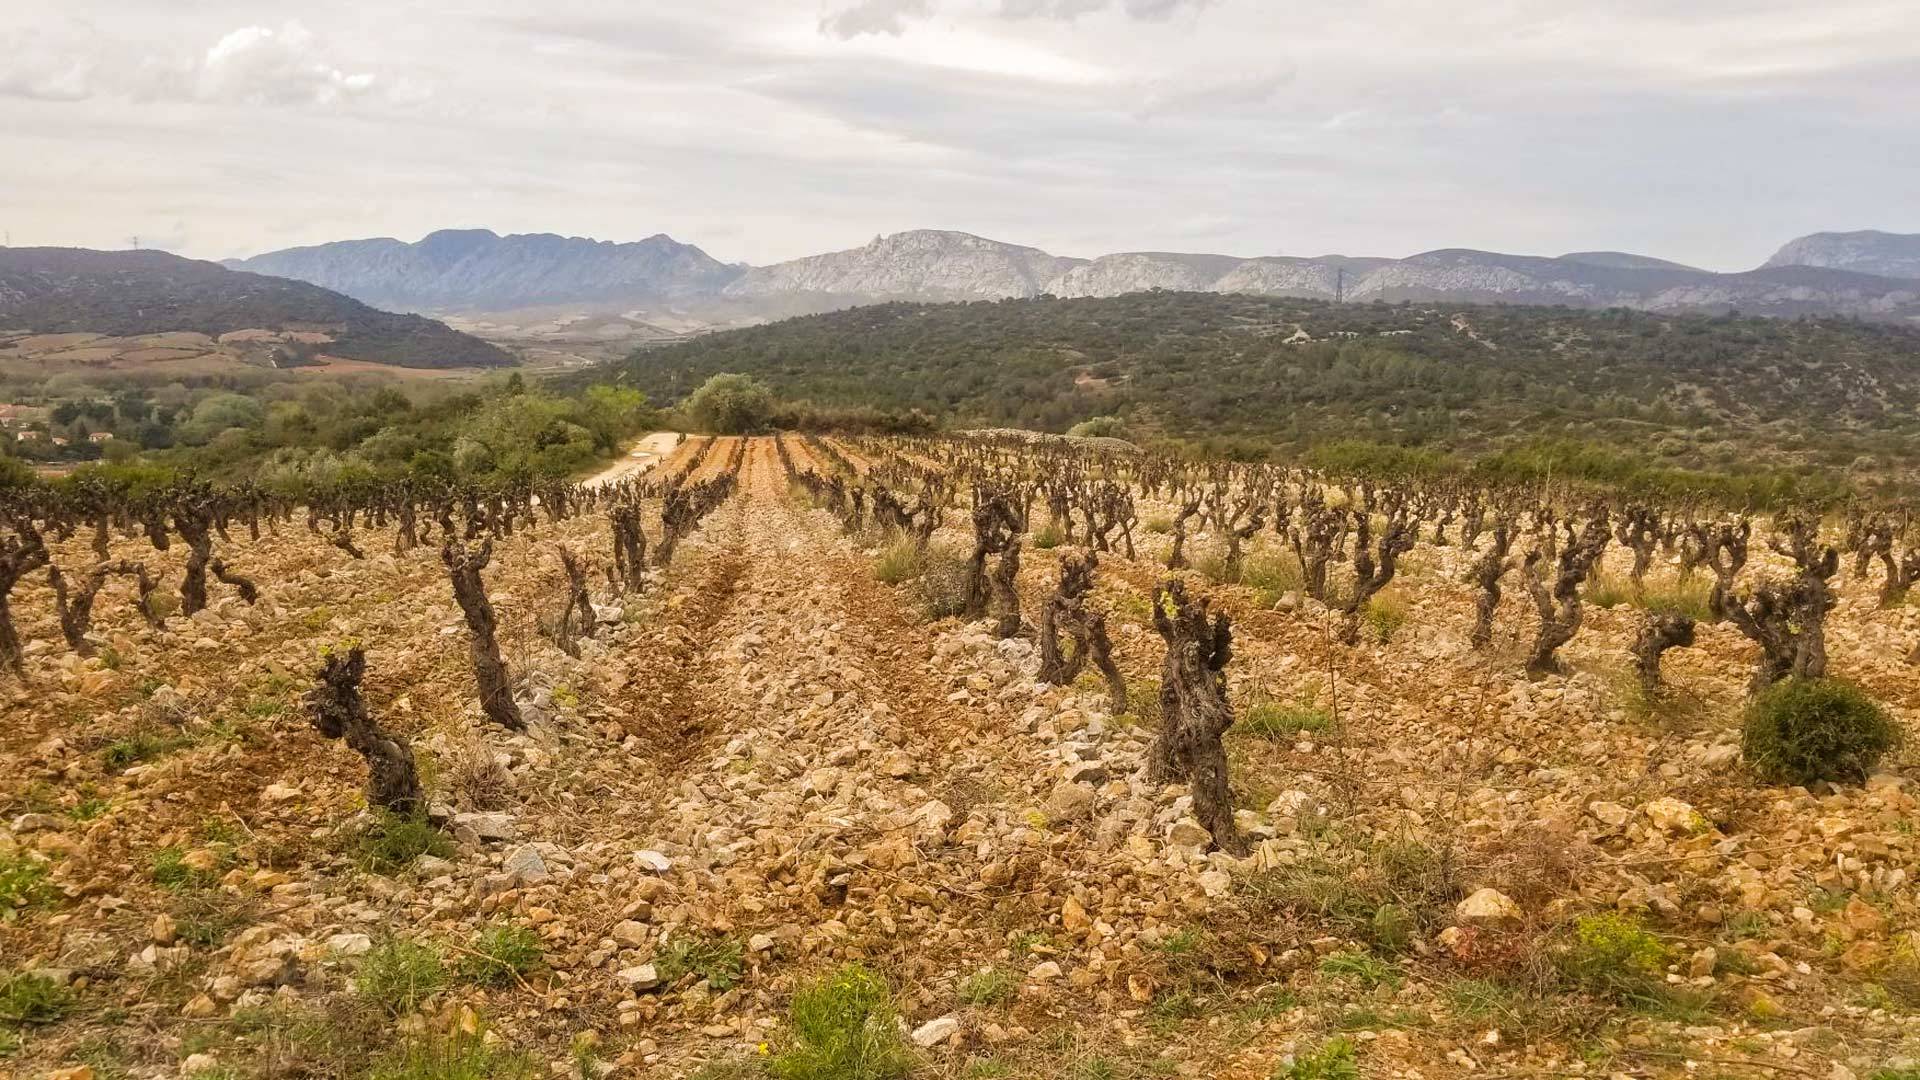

left=684, top=373, right=775, bottom=434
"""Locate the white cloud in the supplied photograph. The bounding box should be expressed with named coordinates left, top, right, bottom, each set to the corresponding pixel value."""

left=195, top=23, right=378, bottom=106
left=819, top=0, right=935, bottom=38
left=0, top=18, right=415, bottom=108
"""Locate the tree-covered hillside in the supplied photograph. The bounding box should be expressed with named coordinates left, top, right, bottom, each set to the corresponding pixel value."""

left=594, top=292, right=1920, bottom=473
left=0, top=248, right=511, bottom=369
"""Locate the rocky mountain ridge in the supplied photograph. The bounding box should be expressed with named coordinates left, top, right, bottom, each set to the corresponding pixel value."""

left=1762, top=230, right=1920, bottom=282
left=226, top=229, right=738, bottom=313
left=227, top=226, right=1920, bottom=322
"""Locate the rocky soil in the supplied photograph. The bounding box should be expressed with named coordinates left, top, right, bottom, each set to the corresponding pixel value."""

left=2, top=435, right=1918, bottom=1079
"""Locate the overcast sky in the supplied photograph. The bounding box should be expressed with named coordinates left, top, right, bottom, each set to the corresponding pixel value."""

left=2, top=0, right=1914, bottom=269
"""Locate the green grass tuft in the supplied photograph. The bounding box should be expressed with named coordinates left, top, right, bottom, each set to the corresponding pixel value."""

left=356, top=938, right=449, bottom=1017
left=958, top=966, right=1016, bottom=1007
left=102, top=731, right=190, bottom=770
left=459, top=925, right=544, bottom=986
left=367, top=1028, right=536, bottom=1080
left=353, top=812, right=454, bottom=874
left=0, top=971, right=73, bottom=1022
left=1240, top=701, right=1332, bottom=741
left=770, top=964, right=914, bottom=1080
left=871, top=537, right=925, bottom=585
left=0, top=854, right=56, bottom=916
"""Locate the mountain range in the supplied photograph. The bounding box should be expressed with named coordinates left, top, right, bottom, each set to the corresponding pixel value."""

left=225, top=227, right=1920, bottom=323
left=0, top=248, right=510, bottom=368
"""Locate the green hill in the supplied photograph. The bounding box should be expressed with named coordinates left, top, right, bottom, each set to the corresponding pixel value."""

left=0, top=247, right=512, bottom=369
left=592, top=292, right=1920, bottom=474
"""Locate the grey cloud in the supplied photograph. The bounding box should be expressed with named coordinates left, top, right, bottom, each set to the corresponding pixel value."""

left=819, top=0, right=936, bottom=38
left=1135, top=67, right=1292, bottom=116
left=819, top=0, right=1209, bottom=35
left=999, top=0, right=1212, bottom=20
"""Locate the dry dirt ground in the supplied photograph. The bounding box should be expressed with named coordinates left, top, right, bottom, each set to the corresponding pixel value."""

left=2, top=435, right=1918, bottom=1080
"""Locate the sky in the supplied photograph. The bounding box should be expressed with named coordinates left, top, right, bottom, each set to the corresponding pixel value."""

left=1, top=0, right=1915, bottom=270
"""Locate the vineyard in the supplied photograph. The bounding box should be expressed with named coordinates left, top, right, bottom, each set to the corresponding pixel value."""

left=2, top=430, right=1918, bottom=1079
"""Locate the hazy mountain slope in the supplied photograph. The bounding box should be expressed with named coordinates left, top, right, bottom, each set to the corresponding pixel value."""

left=1764, top=230, right=1920, bottom=280
left=226, top=228, right=740, bottom=312
left=0, top=248, right=510, bottom=368
left=1045, top=252, right=1245, bottom=297
left=1558, top=251, right=1702, bottom=272
left=231, top=226, right=1920, bottom=322
left=722, top=229, right=1085, bottom=302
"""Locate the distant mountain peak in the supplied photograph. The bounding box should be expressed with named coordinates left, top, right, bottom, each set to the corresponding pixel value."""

left=1764, top=230, right=1920, bottom=280
left=226, top=229, right=737, bottom=313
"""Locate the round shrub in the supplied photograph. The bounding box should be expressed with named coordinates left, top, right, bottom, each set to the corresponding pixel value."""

left=1742, top=677, right=1899, bottom=785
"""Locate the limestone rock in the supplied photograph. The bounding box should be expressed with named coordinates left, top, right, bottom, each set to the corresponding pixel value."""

left=1455, top=887, right=1522, bottom=925
left=910, top=1016, right=961, bottom=1047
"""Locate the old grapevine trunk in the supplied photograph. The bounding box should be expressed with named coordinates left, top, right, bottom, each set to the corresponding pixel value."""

left=441, top=537, right=525, bottom=731
left=305, top=647, right=424, bottom=815
left=1145, top=579, right=1245, bottom=856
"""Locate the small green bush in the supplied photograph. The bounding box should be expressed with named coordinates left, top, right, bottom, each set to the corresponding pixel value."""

left=1272, top=1036, right=1358, bottom=1080
left=0, top=971, right=73, bottom=1022
left=0, top=854, right=55, bottom=915
left=908, top=546, right=972, bottom=621
left=957, top=966, right=1015, bottom=1006
left=770, top=964, right=913, bottom=1080
left=1743, top=677, right=1900, bottom=784
left=460, top=925, right=544, bottom=986
left=1144, top=515, right=1173, bottom=535
left=1241, top=701, right=1332, bottom=741
left=355, top=812, right=454, bottom=874
left=1559, top=913, right=1667, bottom=1001
left=1031, top=523, right=1065, bottom=550
left=1067, top=415, right=1127, bottom=439
left=657, top=935, right=746, bottom=991
left=367, top=1029, right=536, bottom=1080
left=356, top=938, right=449, bottom=1017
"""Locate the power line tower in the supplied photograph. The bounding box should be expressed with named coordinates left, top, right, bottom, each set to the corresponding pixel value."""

left=128, top=236, right=141, bottom=250
left=1334, top=266, right=1345, bottom=304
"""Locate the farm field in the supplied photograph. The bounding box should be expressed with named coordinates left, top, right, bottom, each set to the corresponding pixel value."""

left=2, top=432, right=1918, bottom=1080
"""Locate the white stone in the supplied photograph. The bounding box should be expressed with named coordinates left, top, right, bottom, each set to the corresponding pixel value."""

left=1643, top=797, right=1704, bottom=834
left=1455, top=887, right=1522, bottom=924
left=616, top=963, right=661, bottom=989
left=1587, top=801, right=1632, bottom=827
left=910, top=1016, right=961, bottom=1047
